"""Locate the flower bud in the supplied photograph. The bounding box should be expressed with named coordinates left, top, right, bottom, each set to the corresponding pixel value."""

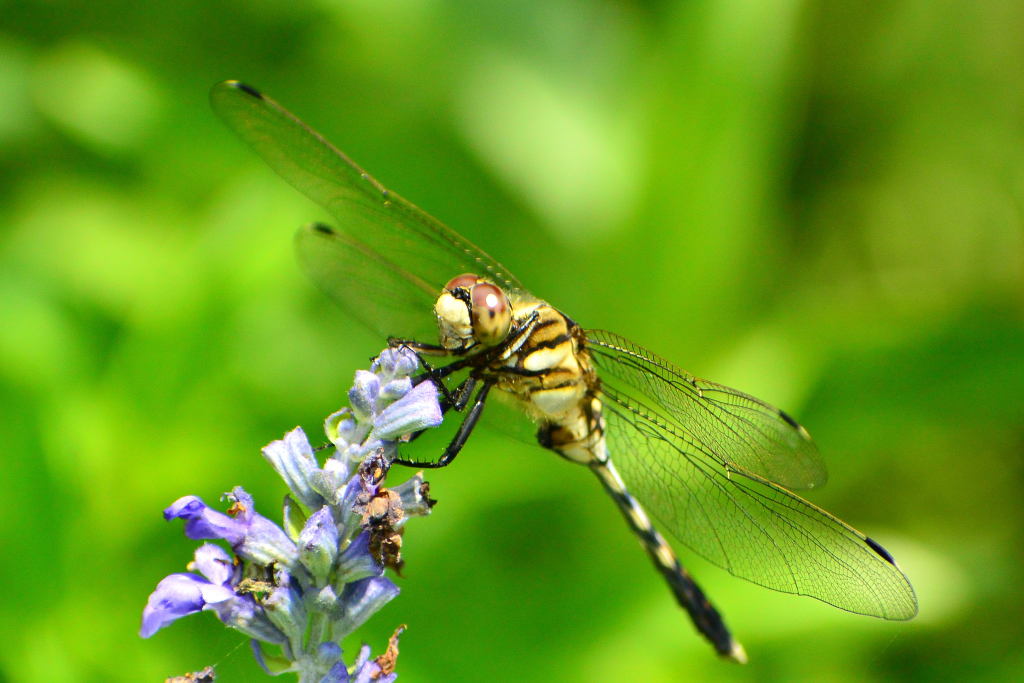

left=298, top=507, right=339, bottom=584
left=262, top=428, right=325, bottom=510
left=348, top=371, right=380, bottom=421
left=334, top=532, right=382, bottom=585
left=263, top=585, right=307, bottom=651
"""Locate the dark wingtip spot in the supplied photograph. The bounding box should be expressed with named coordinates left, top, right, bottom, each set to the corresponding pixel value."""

left=778, top=409, right=814, bottom=441
left=778, top=410, right=800, bottom=429
left=865, top=537, right=897, bottom=566
left=232, top=81, right=264, bottom=99
left=312, top=223, right=335, bottom=236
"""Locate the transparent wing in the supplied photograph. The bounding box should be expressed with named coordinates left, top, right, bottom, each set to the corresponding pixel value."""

left=211, top=80, right=528, bottom=341
left=599, top=383, right=918, bottom=620
left=586, top=330, right=827, bottom=490
left=294, top=223, right=439, bottom=341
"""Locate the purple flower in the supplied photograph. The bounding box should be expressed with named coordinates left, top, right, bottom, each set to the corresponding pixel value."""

left=164, top=489, right=298, bottom=568
left=372, top=347, right=419, bottom=382
left=299, top=506, right=339, bottom=582
left=318, top=640, right=400, bottom=683
left=372, top=380, right=443, bottom=441
left=141, top=544, right=288, bottom=645
left=334, top=576, right=401, bottom=640
left=141, top=345, right=436, bottom=680
left=334, top=532, right=384, bottom=585
left=350, top=643, right=398, bottom=683
left=140, top=573, right=235, bottom=638
left=140, top=544, right=238, bottom=638
left=164, top=496, right=247, bottom=544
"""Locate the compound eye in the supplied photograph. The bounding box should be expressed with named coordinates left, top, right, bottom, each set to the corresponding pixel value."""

left=445, top=273, right=479, bottom=292
left=470, top=283, right=511, bottom=346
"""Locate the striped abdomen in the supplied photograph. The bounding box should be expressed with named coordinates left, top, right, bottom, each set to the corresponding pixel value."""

left=485, top=302, right=743, bottom=660
left=591, top=456, right=745, bottom=662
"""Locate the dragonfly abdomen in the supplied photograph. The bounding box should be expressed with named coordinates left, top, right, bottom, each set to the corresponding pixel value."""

left=591, top=458, right=746, bottom=663
left=537, top=392, right=746, bottom=662
left=534, top=383, right=747, bottom=661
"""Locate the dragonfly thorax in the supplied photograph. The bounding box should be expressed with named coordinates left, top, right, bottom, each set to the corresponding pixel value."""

left=434, top=274, right=512, bottom=352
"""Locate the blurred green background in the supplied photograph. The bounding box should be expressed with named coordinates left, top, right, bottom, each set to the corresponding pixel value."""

left=1, top=0, right=1022, bottom=681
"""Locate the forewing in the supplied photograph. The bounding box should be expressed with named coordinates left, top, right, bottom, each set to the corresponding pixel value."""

left=586, top=330, right=827, bottom=490
left=601, top=385, right=918, bottom=620
left=211, top=80, right=527, bottom=340
left=294, top=223, right=440, bottom=341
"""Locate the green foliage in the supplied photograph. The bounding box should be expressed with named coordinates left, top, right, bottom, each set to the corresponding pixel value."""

left=2, top=1, right=1023, bottom=680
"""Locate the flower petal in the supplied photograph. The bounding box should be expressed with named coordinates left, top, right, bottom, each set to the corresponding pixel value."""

left=320, top=660, right=351, bottom=683
left=139, top=573, right=234, bottom=638
left=237, top=512, right=299, bottom=568
left=317, top=642, right=342, bottom=664
left=311, top=458, right=351, bottom=505
left=190, top=543, right=236, bottom=587
left=331, top=476, right=366, bottom=540
left=325, top=408, right=354, bottom=446
left=372, top=380, right=442, bottom=441
left=332, top=576, right=400, bottom=640
left=379, top=377, right=412, bottom=403
left=164, top=496, right=247, bottom=544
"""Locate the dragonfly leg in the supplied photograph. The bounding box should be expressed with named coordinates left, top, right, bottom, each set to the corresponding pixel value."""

left=387, top=337, right=450, bottom=356
left=591, top=459, right=746, bottom=664
left=448, top=376, right=478, bottom=412
left=393, top=381, right=493, bottom=469
left=404, top=377, right=478, bottom=444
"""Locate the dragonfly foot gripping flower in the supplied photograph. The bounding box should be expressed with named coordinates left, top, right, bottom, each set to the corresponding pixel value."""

left=141, top=348, right=441, bottom=682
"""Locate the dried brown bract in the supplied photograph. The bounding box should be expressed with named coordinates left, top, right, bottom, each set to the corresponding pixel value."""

left=374, top=625, right=407, bottom=677
left=165, top=666, right=215, bottom=683
left=354, top=481, right=406, bottom=574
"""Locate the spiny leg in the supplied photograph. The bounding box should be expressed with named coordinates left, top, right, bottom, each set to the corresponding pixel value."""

left=387, top=337, right=449, bottom=356
left=590, top=459, right=746, bottom=663
left=394, top=381, right=493, bottom=469
left=404, top=377, right=477, bottom=444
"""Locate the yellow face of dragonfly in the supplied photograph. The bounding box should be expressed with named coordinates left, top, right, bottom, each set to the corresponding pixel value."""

left=434, top=274, right=513, bottom=352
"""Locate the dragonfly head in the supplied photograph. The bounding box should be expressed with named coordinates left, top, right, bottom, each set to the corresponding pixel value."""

left=435, top=274, right=512, bottom=352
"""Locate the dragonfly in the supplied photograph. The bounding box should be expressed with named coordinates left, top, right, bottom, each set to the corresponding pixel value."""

left=211, top=80, right=918, bottom=662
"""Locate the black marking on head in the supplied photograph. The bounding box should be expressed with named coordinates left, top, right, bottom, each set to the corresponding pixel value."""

left=450, top=287, right=472, bottom=306
left=234, top=82, right=264, bottom=99
left=865, top=537, right=897, bottom=566
left=778, top=409, right=800, bottom=430
left=313, top=223, right=335, bottom=236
